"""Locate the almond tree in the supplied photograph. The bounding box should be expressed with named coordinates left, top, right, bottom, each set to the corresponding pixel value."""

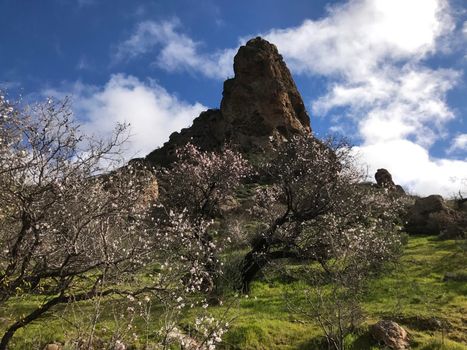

left=0, top=95, right=178, bottom=348
left=287, top=186, right=402, bottom=350
left=159, top=143, right=250, bottom=220
left=158, top=143, right=250, bottom=294
left=0, top=95, right=236, bottom=348
left=239, top=134, right=402, bottom=292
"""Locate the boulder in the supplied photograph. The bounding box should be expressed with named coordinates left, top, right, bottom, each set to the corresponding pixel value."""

left=145, top=37, right=311, bottom=166
left=371, top=320, right=410, bottom=350
left=438, top=220, right=466, bottom=240
left=404, top=195, right=464, bottom=237
left=43, top=344, right=62, bottom=350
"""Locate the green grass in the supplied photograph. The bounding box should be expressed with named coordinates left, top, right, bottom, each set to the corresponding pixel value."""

left=212, top=236, right=467, bottom=349
left=363, top=237, right=467, bottom=341
left=1, top=236, right=466, bottom=349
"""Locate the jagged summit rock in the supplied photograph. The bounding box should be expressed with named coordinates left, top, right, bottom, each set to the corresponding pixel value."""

left=222, top=37, right=311, bottom=138
left=146, top=37, right=311, bottom=166
left=375, top=168, right=405, bottom=194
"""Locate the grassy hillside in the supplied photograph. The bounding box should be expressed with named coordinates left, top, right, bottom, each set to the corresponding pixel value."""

left=213, top=236, right=467, bottom=349
left=1, top=236, right=466, bottom=349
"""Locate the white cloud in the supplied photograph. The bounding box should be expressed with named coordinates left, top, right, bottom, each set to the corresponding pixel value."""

left=112, top=0, right=466, bottom=195
left=260, top=0, right=465, bottom=196
left=44, top=74, right=206, bottom=160
left=265, top=0, right=453, bottom=78
left=449, top=134, right=467, bottom=155
left=115, top=19, right=235, bottom=79
left=355, top=140, right=467, bottom=197
left=312, top=67, right=458, bottom=146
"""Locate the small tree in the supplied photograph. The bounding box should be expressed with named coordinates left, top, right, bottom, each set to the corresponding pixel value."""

left=239, top=135, right=402, bottom=292
left=0, top=95, right=163, bottom=347
left=158, top=143, right=250, bottom=296
left=159, top=143, right=250, bottom=220
left=0, top=95, right=236, bottom=349
left=289, top=194, right=402, bottom=349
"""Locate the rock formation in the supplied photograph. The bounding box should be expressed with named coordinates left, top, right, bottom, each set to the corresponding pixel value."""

left=405, top=195, right=465, bottom=238
left=375, top=168, right=405, bottom=194
left=371, top=320, right=410, bottom=350
left=145, top=37, right=311, bottom=166
left=375, top=169, right=395, bottom=188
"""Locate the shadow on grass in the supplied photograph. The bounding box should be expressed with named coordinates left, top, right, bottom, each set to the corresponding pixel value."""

left=298, top=331, right=378, bottom=350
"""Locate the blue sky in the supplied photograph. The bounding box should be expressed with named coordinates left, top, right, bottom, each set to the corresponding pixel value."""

left=1, top=0, right=466, bottom=196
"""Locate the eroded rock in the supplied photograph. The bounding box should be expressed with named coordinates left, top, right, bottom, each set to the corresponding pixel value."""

left=145, top=37, right=311, bottom=166
left=405, top=195, right=441, bottom=235
left=375, top=168, right=405, bottom=194
left=405, top=195, right=465, bottom=237
left=371, top=320, right=410, bottom=350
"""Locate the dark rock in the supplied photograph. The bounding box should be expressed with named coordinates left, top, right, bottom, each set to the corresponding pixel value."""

left=394, top=185, right=406, bottom=195
left=404, top=195, right=464, bottom=237
left=375, top=168, right=395, bottom=188
left=371, top=320, right=410, bottom=350
left=439, top=221, right=466, bottom=240
left=375, top=168, right=405, bottom=194
left=145, top=37, right=311, bottom=166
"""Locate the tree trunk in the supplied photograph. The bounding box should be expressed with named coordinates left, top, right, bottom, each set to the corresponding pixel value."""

left=239, top=249, right=302, bottom=293
left=240, top=249, right=268, bottom=293
left=0, top=294, right=65, bottom=349
left=239, top=214, right=291, bottom=293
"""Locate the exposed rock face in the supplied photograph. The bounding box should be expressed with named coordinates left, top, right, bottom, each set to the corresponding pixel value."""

left=371, top=320, right=410, bottom=350
left=104, top=160, right=159, bottom=211
left=375, top=168, right=395, bottom=188
left=405, top=195, right=465, bottom=238
left=375, top=168, right=405, bottom=194
left=146, top=37, right=311, bottom=166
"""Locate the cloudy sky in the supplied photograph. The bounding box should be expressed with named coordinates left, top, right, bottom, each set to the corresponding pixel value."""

left=1, top=0, right=466, bottom=196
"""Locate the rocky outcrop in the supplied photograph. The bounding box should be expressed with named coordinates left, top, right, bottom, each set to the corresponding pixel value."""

left=375, top=168, right=405, bottom=194
left=146, top=37, right=311, bottom=166
left=375, top=168, right=394, bottom=188
left=371, top=320, right=410, bottom=350
left=103, top=160, right=159, bottom=212
left=405, top=195, right=465, bottom=238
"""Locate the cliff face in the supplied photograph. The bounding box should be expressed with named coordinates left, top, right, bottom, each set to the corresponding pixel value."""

left=146, top=37, right=311, bottom=166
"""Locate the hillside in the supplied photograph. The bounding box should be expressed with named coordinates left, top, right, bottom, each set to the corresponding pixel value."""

left=1, top=236, right=465, bottom=349
left=1, top=36, right=466, bottom=350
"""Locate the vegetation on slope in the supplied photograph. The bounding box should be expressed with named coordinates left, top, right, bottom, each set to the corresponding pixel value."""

left=1, top=236, right=465, bottom=349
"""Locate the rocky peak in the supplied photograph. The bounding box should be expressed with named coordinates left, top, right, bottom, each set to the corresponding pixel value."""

left=222, top=37, right=310, bottom=140
left=146, top=37, right=311, bottom=166
left=375, top=168, right=405, bottom=194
